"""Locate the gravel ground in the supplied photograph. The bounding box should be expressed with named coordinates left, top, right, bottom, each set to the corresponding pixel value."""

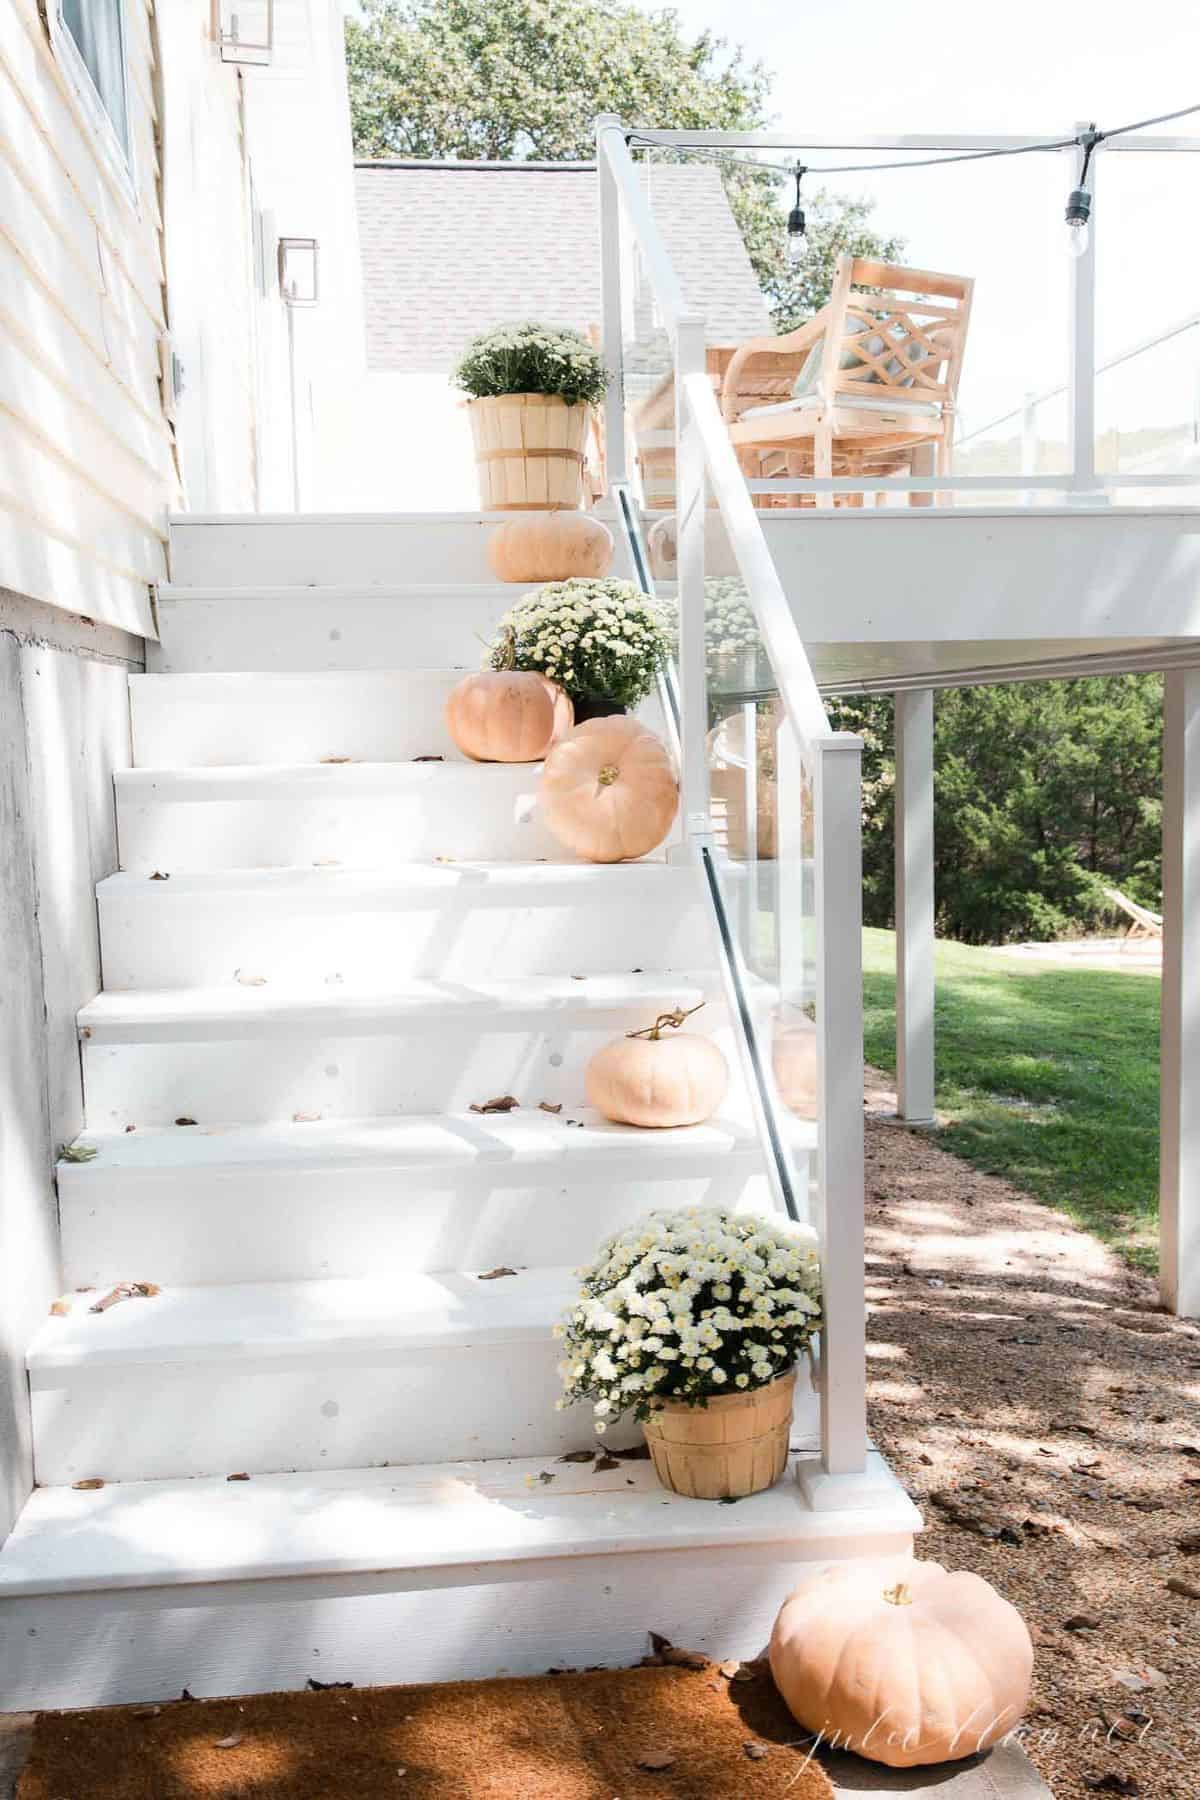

left=863, top=1070, right=1200, bottom=1800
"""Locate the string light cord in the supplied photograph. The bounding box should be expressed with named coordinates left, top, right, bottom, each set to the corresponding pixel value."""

left=624, top=100, right=1200, bottom=179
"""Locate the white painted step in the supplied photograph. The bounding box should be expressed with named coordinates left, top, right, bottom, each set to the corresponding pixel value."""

left=165, top=512, right=633, bottom=590
left=149, top=584, right=517, bottom=673
left=28, top=1269, right=817, bottom=1483
left=130, top=670, right=477, bottom=767
left=0, top=1450, right=919, bottom=1709
left=115, top=761, right=576, bottom=869
left=57, top=1109, right=810, bottom=1287
left=97, top=863, right=713, bottom=989
left=77, top=973, right=733, bottom=1126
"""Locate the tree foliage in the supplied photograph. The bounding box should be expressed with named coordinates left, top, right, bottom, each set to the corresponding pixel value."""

left=345, top=0, right=902, bottom=325
left=826, top=679, right=1164, bottom=945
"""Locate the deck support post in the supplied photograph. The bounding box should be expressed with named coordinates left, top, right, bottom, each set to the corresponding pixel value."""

left=894, top=689, right=936, bottom=1124
left=1160, top=669, right=1200, bottom=1318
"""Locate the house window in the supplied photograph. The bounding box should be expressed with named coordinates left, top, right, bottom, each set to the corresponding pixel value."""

left=56, top=0, right=131, bottom=166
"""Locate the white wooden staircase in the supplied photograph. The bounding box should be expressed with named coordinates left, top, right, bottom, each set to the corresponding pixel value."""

left=0, top=515, right=918, bottom=1710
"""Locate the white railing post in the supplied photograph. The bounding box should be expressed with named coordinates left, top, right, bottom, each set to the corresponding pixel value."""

left=596, top=115, right=629, bottom=491
left=1067, top=126, right=1103, bottom=505
left=808, top=734, right=868, bottom=1477
left=673, top=315, right=711, bottom=844
left=895, top=689, right=936, bottom=1125
left=1020, top=391, right=1038, bottom=506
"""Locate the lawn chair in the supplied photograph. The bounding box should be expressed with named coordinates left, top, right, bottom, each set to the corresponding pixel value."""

left=1103, top=885, right=1164, bottom=943
left=721, top=254, right=973, bottom=509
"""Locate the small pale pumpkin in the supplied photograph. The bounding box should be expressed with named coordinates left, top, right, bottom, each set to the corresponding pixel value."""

left=486, top=511, right=614, bottom=583
left=445, top=670, right=573, bottom=764
left=769, top=1559, right=1034, bottom=1769
left=585, top=1001, right=729, bottom=1128
left=539, top=716, right=678, bottom=862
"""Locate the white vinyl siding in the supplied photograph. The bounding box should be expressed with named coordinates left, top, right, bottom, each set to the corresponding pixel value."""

left=0, top=0, right=173, bottom=636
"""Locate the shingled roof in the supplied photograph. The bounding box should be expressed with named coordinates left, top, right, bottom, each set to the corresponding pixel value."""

left=355, top=160, right=771, bottom=372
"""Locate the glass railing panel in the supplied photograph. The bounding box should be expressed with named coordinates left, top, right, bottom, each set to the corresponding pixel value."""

left=1095, top=150, right=1200, bottom=494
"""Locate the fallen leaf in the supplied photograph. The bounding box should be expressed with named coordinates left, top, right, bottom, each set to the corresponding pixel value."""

left=292, top=1112, right=321, bottom=1123
left=1166, top=1577, right=1200, bottom=1600
left=412, top=755, right=444, bottom=763
left=1083, top=1777, right=1140, bottom=1795
left=557, top=1450, right=596, bottom=1464
left=89, top=1282, right=159, bottom=1313
left=149, top=871, right=170, bottom=881
left=744, top=1742, right=769, bottom=1761
left=59, top=1144, right=98, bottom=1164
left=214, top=1734, right=243, bottom=1750
left=175, top=1117, right=197, bottom=1127
left=179, top=1689, right=196, bottom=1703
left=124, top=1124, right=137, bottom=1133
left=320, top=755, right=353, bottom=764
left=611, top=1443, right=651, bottom=1461
left=307, top=1677, right=353, bottom=1690
left=536, top=1471, right=555, bottom=1485
left=1063, top=1614, right=1102, bottom=1631
left=594, top=1453, right=620, bottom=1472
left=72, top=1478, right=104, bottom=1491
left=730, top=1664, right=756, bottom=1684
left=1178, top=1532, right=1200, bottom=1554
left=635, top=1750, right=676, bottom=1772
left=49, top=1299, right=71, bottom=1317
left=478, top=1266, right=518, bottom=1280
left=717, top=1495, right=741, bottom=1506
left=538, top=1100, right=563, bottom=1114
left=1175, top=1444, right=1200, bottom=1458
left=648, top=1632, right=672, bottom=1656
left=227, top=1472, right=250, bottom=1482
left=468, top=1095, right=520, bottom=1114
left=661, top=1646, right=708, bottom=1669
left=234, top=971, right=268, bottom=986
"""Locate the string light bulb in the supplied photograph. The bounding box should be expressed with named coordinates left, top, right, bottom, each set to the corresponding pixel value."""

left=786, top=164, right=807, bottom=263
left=1065, top=126, right=1099, bottom=260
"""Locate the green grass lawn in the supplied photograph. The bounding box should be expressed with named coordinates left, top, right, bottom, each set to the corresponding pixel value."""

left=861, top=927, right=1161, bottom=1271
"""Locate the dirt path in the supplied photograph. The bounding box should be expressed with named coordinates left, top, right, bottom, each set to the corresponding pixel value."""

left=863, top=1070, right=1200, bottom=1800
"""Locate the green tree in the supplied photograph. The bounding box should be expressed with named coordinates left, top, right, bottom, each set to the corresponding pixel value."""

left=827, top=678, right=1164, bottom=945
left=345, top=0, right=902, bottom=326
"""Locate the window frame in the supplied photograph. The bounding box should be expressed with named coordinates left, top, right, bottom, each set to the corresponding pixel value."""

left=47, top=0, right=137, bottom=200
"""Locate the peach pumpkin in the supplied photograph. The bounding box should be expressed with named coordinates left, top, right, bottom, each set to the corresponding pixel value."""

left=445, top=670, right=573, bottom=764
left=585, top=1003, right=729, bottom=1128
left=769, top=1559, right=1034, bottom=1769
left=538, top=716, right=678, bottom=862
left=486, top=511, right=614, bottom=583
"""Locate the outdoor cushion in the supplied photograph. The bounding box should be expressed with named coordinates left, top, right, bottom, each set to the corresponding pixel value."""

left=740, top=392, right=943, bottom=421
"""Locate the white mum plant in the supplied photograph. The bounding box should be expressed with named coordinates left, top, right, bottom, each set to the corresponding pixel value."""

left=488, top=578, right=673, bottom=709
left=704, top=578, right=760, bottom=675
left=555, top=1206, right=822, bottom=1432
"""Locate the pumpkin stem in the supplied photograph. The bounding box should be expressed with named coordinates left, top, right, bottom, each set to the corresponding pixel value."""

left=627, top=1000, right=705, bottom=1042
left=881, top=1582, right=914, bottom=1607
left=597, top=764, right=620, bottom=787
left=490, top=624, right=517, bottom=672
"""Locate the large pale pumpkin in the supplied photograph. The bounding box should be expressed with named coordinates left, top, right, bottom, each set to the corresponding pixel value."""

left=486, top=512, right=614, bottom=583
left=586, top=1002, right=728, bottom=1128
left=539, top=717, right=678, bottom=862
left=770, top=1559, right=1034, bottom=1769
left=445, top=671, right=573, bottom=764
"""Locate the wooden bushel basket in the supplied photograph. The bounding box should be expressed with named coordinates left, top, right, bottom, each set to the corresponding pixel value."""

left=642, top=1368, right=796, bottom=1499
left=468, top=395, right=590, bottom=510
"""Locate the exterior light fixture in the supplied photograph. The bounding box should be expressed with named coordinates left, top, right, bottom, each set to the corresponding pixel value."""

left=218, top=0, right=274, bottom=65
left=786, top=164, right=807, bottom=264
left=1065, top=126, right=1100, bottom=259
left=277, top=236, right=319, bottom=306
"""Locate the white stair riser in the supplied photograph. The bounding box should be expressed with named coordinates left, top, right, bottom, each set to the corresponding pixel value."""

left=116, top=773, right=569, bottom=870
left=59, top=1162, right=788, bottom=1287
left=165, top=516, right=633, bottom=589
left=149, top=589, right=513, bottom=674
left=98, top=884, right=714, bottom=988
left=81, top=1014, right=744, bottom=1126
left=130, top=672, right=470, bottom=768
left=0, top=1528, right=911, bottom=1711
left=32, top=1357, right=818, bottom=1485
